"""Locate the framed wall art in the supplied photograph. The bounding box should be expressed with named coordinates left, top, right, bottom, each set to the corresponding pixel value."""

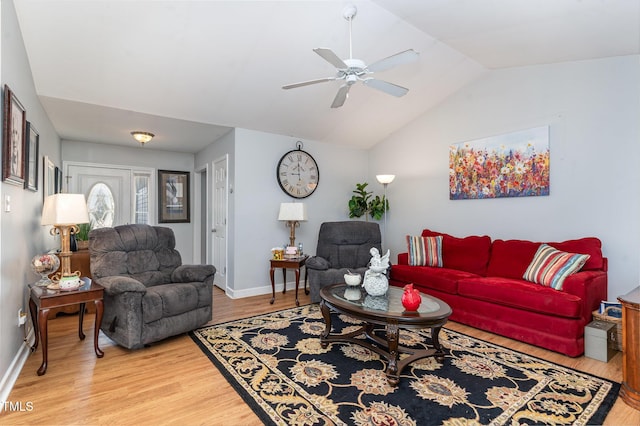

left=449, top=126, right=550, bottom=200
left=25, top=122, right=39, bottom=191
left=55, top=166, right=63, bottom=193
left=43, top=155, right=55, bottom=202
left=2, top=85, right=27, bottom=186
left=158, top=170, right=190, bottom=223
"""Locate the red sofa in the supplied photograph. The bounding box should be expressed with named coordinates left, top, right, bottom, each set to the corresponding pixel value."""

left=390, top=229, right=608, bottom=357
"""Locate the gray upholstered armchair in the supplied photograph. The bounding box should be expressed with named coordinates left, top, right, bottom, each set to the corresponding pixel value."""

left=89, top=224, right=216, bottom=349
left=306, top=221, right=382, bottom=303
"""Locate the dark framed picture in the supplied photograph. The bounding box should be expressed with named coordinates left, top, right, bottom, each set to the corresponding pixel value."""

left=158, top=170, right=190, bottom=223
left=2, top=85, right=27, bottom=186
left=54, top=166, right=63, bottom=193
left=25, top=122, right=39, bottom=191
left=43, top=155, right=55, bottom=202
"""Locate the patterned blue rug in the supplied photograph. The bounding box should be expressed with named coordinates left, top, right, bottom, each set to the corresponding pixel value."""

left=190, top=304, right=619, bottom=425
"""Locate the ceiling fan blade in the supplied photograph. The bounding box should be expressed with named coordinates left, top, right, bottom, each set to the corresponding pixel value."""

left=363, top=78, right=409, bottom=97
left=367, top=49, right=419, bottom=73
left=314, top=48, right=348, bottom=69
left=282, top=77, right=335, bottom=90
left=331, top=84, right=351, bottom=108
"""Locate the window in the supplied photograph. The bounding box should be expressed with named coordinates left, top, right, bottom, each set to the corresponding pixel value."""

left=134, top=172, right=151, bottom=224
left=87, top=183, right=115, bottom=229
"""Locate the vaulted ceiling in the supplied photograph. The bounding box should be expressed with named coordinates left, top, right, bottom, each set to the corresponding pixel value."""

left=14, top=0, right=639, bottom=152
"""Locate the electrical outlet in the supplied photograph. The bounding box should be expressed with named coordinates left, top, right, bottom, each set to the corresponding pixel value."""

left=18, top=308, right=27, bottom=326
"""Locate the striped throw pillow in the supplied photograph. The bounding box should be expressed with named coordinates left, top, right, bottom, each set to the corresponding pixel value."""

left=523, top=244, right=590, bottom=290
left=407, top=235, right=443, bottom=267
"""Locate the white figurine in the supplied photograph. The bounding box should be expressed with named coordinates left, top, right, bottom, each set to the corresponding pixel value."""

left=368, top=247, right=390, bottom=272
left=363, top=247, right=391, bottom=297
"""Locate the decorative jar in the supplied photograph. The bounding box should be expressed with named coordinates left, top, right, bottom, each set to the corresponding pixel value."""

left=31, top=253, right=60, bottom=287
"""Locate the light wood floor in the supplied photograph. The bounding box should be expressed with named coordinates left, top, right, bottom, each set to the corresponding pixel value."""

left=3, top=287, right=639, bottom=425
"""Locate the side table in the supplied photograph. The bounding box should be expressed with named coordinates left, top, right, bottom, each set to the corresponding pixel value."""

left=618, top=286, right=640, bottom=409
left=28, top=281, right=105, bottom=375
left=269, top=255, right=308, bottom=306
left=47, top=249, right=94, bottom=318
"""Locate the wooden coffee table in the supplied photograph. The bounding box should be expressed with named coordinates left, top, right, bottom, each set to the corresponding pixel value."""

left=319, top=283, right=452, bottom=386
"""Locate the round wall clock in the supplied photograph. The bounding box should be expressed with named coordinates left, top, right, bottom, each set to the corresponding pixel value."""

left=277, top=143, right=319, bottom=199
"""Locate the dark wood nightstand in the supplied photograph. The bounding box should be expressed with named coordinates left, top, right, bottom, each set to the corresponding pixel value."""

left=269, top=255, right=308, bottom=306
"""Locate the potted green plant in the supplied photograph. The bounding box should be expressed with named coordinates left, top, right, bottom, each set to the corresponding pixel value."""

left=348, top=182, right=389, bottom=221
left=75, top=223, right=91, bottom=250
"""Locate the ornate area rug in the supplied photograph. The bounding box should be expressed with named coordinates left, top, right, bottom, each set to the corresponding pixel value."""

left=190, top=305, right=619, bottom=426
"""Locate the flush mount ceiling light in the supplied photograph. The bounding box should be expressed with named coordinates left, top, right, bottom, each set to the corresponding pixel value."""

left=131, top=131, right=154, bottom=145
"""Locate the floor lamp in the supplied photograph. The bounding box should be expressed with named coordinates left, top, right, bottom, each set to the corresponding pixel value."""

left=376, top=174, right=395, bottom=249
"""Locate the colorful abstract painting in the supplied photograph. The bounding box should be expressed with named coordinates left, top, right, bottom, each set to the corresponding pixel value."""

left=449, top=126, right=550, bottom=200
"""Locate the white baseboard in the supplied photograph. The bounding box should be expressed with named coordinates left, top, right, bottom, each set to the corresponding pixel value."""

left=0, top=329, right=35, bottom=411
left=226, top=281, right=307, bottom=300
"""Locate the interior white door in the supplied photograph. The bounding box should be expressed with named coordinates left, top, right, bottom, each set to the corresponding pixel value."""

left=213, top=156, right=228, bottom=290
left=66, top=164, right=132, bottom=227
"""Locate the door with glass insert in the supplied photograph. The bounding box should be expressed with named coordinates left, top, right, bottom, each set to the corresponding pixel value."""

left=66, top=165, right=132, bottom=228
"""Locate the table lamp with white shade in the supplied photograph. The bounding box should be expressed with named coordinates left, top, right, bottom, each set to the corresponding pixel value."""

left=278, top=202, right=307, bottom=248
left=41, top=193, right=90, bottom=280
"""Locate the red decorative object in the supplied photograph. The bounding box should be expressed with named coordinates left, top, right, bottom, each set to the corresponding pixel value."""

left=401, top=284, right=421, bottom=311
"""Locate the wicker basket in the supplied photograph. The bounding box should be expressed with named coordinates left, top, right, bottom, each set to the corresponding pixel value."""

left=592, top=308, right=622, bottom=351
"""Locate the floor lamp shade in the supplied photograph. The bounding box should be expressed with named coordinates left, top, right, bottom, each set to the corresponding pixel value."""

left=376, top=174, right=396, bottom=185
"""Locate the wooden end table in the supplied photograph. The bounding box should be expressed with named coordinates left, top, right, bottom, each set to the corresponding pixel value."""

left=618, top=286, right=640, bottom=409
left=269, top=255, right=308, bottom=306
left=28, top=281, right=105, bottom=375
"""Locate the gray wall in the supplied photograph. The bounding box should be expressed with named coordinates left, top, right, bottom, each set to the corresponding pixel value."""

left=195, top=128, right=369, bottom=298
left=370, top=55, right=640, bottom=299
left=62, top=140, right=196, bottom=259
left=0, top=0, right=62, bottom=398
left=195, top=129, right=236, bottom=287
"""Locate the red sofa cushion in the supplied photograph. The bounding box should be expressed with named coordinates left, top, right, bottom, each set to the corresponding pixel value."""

left=486, top=238, right=604, bottom=280
left=420, top=229, right=492, bottom=276
left=550, top=238, right=604, bottom=271
left=390, top=264, right=477, bottom=295
left=457, top=276, right=583, bottom=318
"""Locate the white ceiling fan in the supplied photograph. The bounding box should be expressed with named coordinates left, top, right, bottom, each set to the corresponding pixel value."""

left=282, top=4, right=419, bottom=108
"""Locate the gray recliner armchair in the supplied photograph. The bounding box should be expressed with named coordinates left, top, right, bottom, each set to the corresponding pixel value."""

left=89, top=224, right=216, bottom=349
left=306, top=221, right=382, bottom=303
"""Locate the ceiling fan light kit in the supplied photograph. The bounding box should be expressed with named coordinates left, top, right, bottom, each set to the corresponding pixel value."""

left=283, top=4, right=419, bottom=108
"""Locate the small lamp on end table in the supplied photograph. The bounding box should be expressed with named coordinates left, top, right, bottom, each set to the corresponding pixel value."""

left=278, top=202, right=307, bottom=248
left=41, top=193, right=90, bottom=280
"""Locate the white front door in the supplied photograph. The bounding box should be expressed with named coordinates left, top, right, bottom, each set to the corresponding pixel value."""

left=213, top=156, right=228, bottom=290
left=66, top=164, right=132, bottom=227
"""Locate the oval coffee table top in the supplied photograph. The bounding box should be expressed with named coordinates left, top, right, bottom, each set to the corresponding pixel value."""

left=320, top=283, right=452, bottom=325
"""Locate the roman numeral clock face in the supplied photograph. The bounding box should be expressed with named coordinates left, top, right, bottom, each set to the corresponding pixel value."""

left=277, top=149, right=319, bottom=198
